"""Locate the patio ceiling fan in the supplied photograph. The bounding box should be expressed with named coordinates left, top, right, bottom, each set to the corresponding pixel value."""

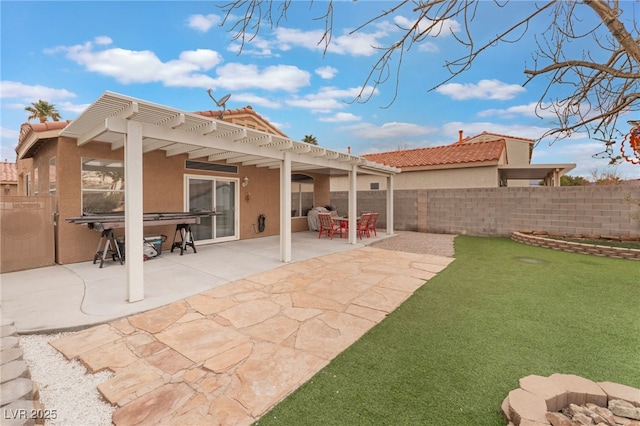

left=207, top=89, right=231, bottom=119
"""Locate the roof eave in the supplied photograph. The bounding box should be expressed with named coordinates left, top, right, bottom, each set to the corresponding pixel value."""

left=16, top=129, right=63, bottom=160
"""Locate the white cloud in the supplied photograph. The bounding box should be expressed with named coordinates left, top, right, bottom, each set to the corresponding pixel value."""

left=0, top=81, right=76, bottom=101
left=231, top=92, right=282, bottom=109
left=214, top=63, right=310, bottom=92
left=57, top=101, right=91, bottom=114
left=188, top=14, right=222, bottom=32
left=477, top=102, right=557, bottom=119
left=344, top=121, right=437, bottom=140
left=417, top=42, right=439, bottom=53
left=94, top=36, right=112, bottom=45
left=1, top=127, right=19, bottom=139
left=393, top=15, right=460, bottom=38
left=315, top=66, right=338, bottom=80
left=55, top=40, right=224, bottom=87
left=286, top=86, right=376, bottom=113
left=274, top=26, right=390, bottom=56
left=227, top=35, right=278, bottom=57
left=318, top=112, right=361, bottom=123
left=436, top=79, right=525, bottom=100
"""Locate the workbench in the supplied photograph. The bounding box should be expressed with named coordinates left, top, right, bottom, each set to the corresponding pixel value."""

left=66, top=211, right=217, bottom=267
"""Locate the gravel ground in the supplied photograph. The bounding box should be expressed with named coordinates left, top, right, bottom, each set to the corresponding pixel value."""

left=19, top=333, right=115, bottom=426
left=367, top=231, right=456, bottom=257
left=18, top=232, right=455, bottom=425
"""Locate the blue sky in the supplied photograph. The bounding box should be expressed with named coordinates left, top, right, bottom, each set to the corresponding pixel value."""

left=1, top=0, right=639, bottom=179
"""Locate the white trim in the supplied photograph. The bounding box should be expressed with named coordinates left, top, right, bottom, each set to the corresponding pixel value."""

left=280, top=153, right=292, bottom=262
left=183, top=173, right=240, bottom=244
left=125, top=120, right=144, bottom=303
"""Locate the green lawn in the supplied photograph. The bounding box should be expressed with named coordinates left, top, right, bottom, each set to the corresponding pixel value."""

left=255, top=236, right=640, bottom=426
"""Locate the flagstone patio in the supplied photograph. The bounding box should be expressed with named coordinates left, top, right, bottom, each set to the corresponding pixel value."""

left=49, top=246, right=454, bottom=425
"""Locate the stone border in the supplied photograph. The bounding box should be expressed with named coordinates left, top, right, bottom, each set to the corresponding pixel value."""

left=501, top=374, right=640, bottom=425
left=0, top=320, right=45, bottom=426
left=512, top=232, right=640, bottom=260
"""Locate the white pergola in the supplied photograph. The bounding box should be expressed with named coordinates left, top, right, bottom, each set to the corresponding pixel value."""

left=61, top=91, right=399, bottom=303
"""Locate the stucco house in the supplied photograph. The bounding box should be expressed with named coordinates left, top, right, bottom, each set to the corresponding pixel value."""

left=332, top=131, right=575, bottom=191
left=0, top=160, right=18, bottom=196
left=13, top=91, right=398, bottom=300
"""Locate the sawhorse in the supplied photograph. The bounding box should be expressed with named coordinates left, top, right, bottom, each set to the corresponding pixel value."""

left=171, top=224, right=197, bottom=255
left=93, top=229, right=123, bottom=268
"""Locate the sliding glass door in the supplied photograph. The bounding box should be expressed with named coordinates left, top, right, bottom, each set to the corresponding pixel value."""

left=186, top=176, right=238, bottom=243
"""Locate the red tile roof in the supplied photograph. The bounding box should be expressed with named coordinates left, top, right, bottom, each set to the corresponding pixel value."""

left=194, top=105, right=260, bottom=119
left=18, top=120, right=72, bottom=144
left=363, top=139, right=506, bottom=168
left=192, top=105, right=289, bottom=138
left=0, top=160, right=17, bottom=183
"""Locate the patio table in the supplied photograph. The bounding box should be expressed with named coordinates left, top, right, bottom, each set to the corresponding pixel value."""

left=333, top=217, right=360, bottom=237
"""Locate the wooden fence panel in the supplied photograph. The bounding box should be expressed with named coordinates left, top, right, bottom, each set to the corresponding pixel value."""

left=1, top=196, right=55, bottom=273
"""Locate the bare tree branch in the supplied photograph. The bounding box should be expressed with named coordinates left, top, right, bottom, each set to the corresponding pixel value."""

left=218, top=0, right=640, bottom=162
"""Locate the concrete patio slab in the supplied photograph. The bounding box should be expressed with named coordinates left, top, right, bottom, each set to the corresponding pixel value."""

left=1, top=231, right=389, bottom=333
left=44, top=244, right=455, bottom=424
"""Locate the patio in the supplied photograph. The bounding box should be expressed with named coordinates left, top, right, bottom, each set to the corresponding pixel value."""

left=2, top=230, right=400, bottom=333
left=3, top=230, right=455, bottom=425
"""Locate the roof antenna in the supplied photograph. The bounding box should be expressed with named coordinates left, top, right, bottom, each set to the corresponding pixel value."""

left=207, top=89, right=231, bottom=119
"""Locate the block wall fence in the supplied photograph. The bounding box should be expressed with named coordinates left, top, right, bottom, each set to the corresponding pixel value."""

left=330, top=186, right=640, bottom=237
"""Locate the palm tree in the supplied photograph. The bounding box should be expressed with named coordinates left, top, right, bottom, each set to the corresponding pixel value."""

left=303, top=134, right=318, bottom=145
left=25, top=100, right=62, bottom=123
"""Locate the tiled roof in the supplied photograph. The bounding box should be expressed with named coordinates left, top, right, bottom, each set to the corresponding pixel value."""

left=18, top=120, right=72, bottom=145
left=363, top=139, right=506, bottom=168
left=192, top=105, right=289, bottom=138
left=0, top=160, right=17, bottom=183
left=194, top=105, right=260, bottom=119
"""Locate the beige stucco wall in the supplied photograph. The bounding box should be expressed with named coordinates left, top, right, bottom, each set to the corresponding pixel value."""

left=504, top=138, right=534, bottom=187
left=331, top=166, right=499, bottom=191
left=31, top=137, right=331, bottom=264
left=504, top=138, right=532, bottom=165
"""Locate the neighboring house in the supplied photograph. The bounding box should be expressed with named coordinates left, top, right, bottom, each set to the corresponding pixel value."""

left=14, top=91, right=398, bottom=274
left=332, top=131, right=575, bottom=191
left=0, top=160, right=18, bottom=196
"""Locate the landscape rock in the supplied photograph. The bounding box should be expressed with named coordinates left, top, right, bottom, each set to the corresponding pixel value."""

left=609, top=399, right=640, bottom=420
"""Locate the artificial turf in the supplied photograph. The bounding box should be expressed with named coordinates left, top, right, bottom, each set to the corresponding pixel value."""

left=254, top=236, right=640, bottom=426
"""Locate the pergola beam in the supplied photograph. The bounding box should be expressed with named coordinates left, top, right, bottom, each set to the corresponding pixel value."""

left=59, top=91, right=400, bottom=305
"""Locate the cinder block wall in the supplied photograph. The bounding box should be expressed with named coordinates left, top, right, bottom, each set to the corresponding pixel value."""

left=331, top=186, right=640, bottom=237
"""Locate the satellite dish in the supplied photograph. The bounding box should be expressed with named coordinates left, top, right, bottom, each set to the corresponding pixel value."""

left=207, top=89, right=231, bottom=119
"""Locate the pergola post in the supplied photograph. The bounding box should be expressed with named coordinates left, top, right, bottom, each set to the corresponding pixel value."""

left=386, top=174, right=394, bottom=235
left=125, top=120, right=144, bottom=302
left=280, top=152, right=292, bottom=262
left=348, top=165, right=357, bottom=244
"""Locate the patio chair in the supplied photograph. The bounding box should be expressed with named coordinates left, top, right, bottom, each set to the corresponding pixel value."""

left=317, top=212, right=342, bottom=239
left=368, top=212, right=380, bottom=236
left=356, top=213, right=372, bottom=239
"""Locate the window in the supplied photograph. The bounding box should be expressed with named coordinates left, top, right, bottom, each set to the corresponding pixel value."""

left=33, top=168, right=39, bottom=195
left=81, top=158, right=125, bottom=213
left=25, top=173, right=31, bottom=196
left=291, top=174, right=314, bottom=217
left=370, top=182, right=380, bottom=190
left=49, top=157, right=56, bottom=195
